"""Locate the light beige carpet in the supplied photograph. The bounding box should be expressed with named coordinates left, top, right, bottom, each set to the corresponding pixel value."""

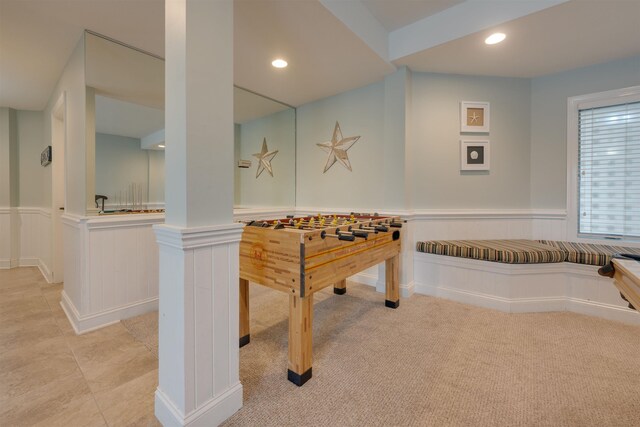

left=124, top=283, right=640, bottom=426
left=122, top=311, right=159, bottom=358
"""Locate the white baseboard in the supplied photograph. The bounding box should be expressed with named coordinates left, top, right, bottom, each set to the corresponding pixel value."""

left=19, top=257, right=39, bottom=267
left=155, top=383, right=243, bottom=427
left=1, top=257, right=53, bottom=284
left=567, top=298, right=640, bottom=325
left=349, top=273, right=413, bottom=298
left=38, top=259, right=53, bottom=283
left=61, top=291, right=159, bottom=334
left=414, top=253, right=640, bottom=326
left=415, top=282, right=567, bottom=313
left=350, top=271, right=378, bottom=288
left=401, top=281, right=415, bottom=298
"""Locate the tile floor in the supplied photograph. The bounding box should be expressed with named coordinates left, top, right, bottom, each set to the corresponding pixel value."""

left=0, top=267, right=159, bottom=426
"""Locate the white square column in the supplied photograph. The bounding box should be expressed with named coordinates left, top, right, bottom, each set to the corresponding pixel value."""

left=154, top=224, right=243, bottom=426
left=155, top=1, right=241, bottom=425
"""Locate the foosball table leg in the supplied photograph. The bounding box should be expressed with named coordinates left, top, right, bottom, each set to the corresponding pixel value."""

left=239, top=278, right=250, bottom=347
left=385, top=254, right=400, bottom=309
left=334, top=279, right=347, bottom=295
left=287, top=294, right=313, bottom=386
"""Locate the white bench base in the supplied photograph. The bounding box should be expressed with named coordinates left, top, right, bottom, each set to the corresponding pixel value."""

left=414, top=253, right=640, bottom=326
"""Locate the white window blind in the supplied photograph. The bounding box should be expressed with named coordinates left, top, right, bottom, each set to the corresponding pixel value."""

left=578, top=101, right=640, bottom=238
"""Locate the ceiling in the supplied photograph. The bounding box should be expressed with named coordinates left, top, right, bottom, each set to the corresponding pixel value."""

left=1, top=0, right=639, bottom=111
left=95, top=95, right=163, bottom=139
left=94, top=86, right=291, bottom=140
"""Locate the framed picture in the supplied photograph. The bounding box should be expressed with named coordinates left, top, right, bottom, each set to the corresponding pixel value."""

left=460, top=101, right=490, bottom=133
left=460, top=139, right=490, bottom=171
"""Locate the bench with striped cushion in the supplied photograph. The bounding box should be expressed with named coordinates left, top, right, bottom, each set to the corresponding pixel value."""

left=416, top=239, right=640, bottom=266
left=415, top=239, right=567, bottom=264
left=537, top=240, right=640, bottom=267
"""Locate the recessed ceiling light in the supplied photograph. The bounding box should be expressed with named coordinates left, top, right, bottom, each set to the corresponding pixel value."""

left=485, top=33, right=506, bottom=45
left=271, top=58, right=288, bottom=68
left=158, top=144, right=165, bottom=148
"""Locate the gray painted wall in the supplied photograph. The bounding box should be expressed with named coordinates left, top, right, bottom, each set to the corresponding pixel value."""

left=95, top=133, right=165, bottom=207
left=148, top=149, right=165, bottom=205
left=530, top=55, right=640, bottom=209
left=410, top=72, right=532, bottom=209
left=296, top=80, right=387, bottom=210
left=234, top=123, right=241, bottom=205
left=17, top=111, right=47, bottom=207
left=0, top=108, right=18, bottom=207
left=295, top=70, right=532, bottom=211
left=236, top=108, right=296, bottom=207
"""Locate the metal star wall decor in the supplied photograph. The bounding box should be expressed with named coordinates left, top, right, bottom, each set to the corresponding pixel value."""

left=317, top=121, right=361, bottom=173
left=253, top=138, right=278, bottom=178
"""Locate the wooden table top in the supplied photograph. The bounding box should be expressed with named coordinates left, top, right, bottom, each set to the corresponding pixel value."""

left=612, top=258, right=640, bottom=286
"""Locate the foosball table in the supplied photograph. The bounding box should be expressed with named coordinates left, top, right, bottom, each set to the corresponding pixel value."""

left=239, top=213, right=403, bottom=386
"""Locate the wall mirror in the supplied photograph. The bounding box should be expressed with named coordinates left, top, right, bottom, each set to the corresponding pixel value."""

left=85, top=31, right=165, bottom=212
left=234, top=87, right=296, bottom=208
left=85, top=31, right=296, bottom=212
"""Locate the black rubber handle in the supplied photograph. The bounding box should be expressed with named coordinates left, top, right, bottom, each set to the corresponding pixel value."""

left=598, top=263, right=614, bottom=278
left=375, top=225, right=389, bottom=232
left=339, top=234, right=355, bottom=241
left=352, top=230, right=368, bottom=239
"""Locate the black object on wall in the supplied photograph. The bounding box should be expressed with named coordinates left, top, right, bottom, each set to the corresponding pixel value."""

left=40, top=146, right=52, bottom=167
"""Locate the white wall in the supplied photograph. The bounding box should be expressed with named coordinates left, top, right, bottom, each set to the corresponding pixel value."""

left=530, top=54, right=640, bottom=209
left=410, top=72, right=532, bottom=209
left=236, top=108, right=296, bottom=207
left=44, top=35, right=87, bottom=216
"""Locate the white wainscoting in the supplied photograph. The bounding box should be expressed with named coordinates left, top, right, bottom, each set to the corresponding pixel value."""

left=154, top=223, right=243, bottom=427
left=53, top=207, right=602, bottom=334
left=60, top=213, right=163, bottom=334
left=0, top=207, right=52, bottom=278
left=291, top=208, right=568, bottom=298
left=18, top=208, right=52, bottom=281
left=409, top=209, right=640, bottom=325
left=414, top=252, right=640, bottom=326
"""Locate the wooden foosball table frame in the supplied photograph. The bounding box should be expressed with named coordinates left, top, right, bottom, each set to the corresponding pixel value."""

left=600, top=257, right=640, bottom=311
left=239, top=213, right=403, bottom=386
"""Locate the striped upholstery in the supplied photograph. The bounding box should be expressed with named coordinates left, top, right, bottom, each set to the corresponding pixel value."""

left=416, top=239, right=566, bottom=264
left=537, top=240, right=640, bottom=266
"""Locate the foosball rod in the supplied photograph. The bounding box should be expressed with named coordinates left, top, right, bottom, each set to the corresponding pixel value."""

left=320, top=230, right=355, bottom=241
left=337, top=229, right=369, bottom=239
left=358, top=224, right=388, bottom=232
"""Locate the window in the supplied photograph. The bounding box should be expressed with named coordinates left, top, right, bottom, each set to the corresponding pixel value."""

left=567, top=86, right=640, bottom=242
